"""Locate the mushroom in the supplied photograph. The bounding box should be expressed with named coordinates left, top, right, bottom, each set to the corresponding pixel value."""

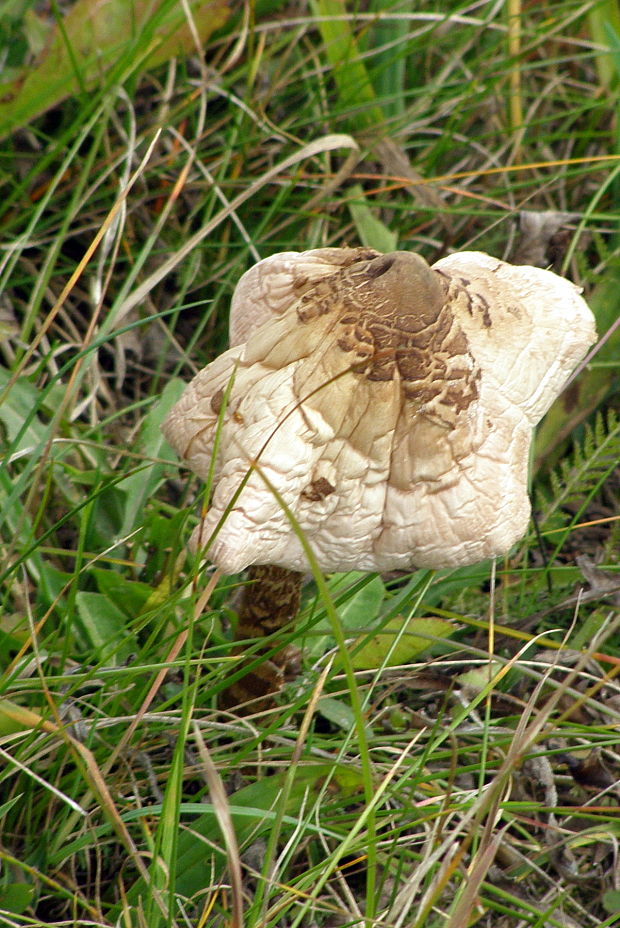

left=162, top=247, right=596, bottom=708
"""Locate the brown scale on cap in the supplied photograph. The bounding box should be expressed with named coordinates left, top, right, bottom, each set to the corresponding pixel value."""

left=294, top=252, right=481, bottom=426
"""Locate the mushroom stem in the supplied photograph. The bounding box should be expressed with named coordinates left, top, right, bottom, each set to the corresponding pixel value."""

left=220, top=565, right=303, bottom=713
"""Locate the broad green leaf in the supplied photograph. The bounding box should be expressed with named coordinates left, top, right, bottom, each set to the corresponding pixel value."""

left=74, top=591, right=135, bottom=662
left=0, top=370, right=46, bottom=456
left=0, top=882, right=34, bottom=915
left=457, top=662, right=502, bottom=692
left=365, top=0, right=413, bottom=119
left=603, top=889, right=620, bottom=914
left=0, top=0, right=231, bottom=137
left=317, top=696, right=373, bottom=738
left=588, top=2, right=620, bottom=89
left=91, top=568, right=153, bottom=618
left=348, top=183, right=398, bottom=252
left=311, top=0, right=381, bottom=126
left=337, top=573, right=386, bottom=631
left=307, top=573, right=385, bottom=658
left=0, top=698, right=51, bottom=736
left=351, top=616, right=456, bottom=671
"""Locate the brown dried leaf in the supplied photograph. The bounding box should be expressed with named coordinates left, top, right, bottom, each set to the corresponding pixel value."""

left=512, top=209, right=579, bottom=269
left=563, top=748, right=617, bottom=791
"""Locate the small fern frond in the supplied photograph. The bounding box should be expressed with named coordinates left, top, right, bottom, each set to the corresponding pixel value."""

left=536, top=409, right=620, bottom=531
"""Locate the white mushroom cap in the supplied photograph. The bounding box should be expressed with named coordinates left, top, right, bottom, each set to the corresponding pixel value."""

left=229, top=247, right=378, bottom=346
left=162, top=248, right=596, bottom=574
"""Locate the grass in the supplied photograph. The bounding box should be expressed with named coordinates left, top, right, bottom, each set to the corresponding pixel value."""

left=1, top=0, right=620, bottom=925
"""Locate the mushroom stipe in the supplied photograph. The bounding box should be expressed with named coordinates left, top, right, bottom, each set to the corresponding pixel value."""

left=162, top=247, right=596, bottom=713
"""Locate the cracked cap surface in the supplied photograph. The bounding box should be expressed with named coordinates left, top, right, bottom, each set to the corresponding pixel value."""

left=162, top=248, right=596, bottom=574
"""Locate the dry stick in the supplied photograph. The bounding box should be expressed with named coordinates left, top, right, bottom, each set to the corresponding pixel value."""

left=193, top=723, right=244, bottom=928
left=507, top=0, right=524, bottom=138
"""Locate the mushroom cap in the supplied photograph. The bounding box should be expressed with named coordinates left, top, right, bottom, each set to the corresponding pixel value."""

left=162, top=248, right=596, bottom=574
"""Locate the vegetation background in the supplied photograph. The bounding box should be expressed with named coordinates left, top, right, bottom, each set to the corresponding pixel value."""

left=1, top=1, right=619, bottom=926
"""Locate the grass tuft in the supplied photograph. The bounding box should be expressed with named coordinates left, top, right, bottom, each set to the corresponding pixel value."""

left=0, top=1, right=619, bottom=926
